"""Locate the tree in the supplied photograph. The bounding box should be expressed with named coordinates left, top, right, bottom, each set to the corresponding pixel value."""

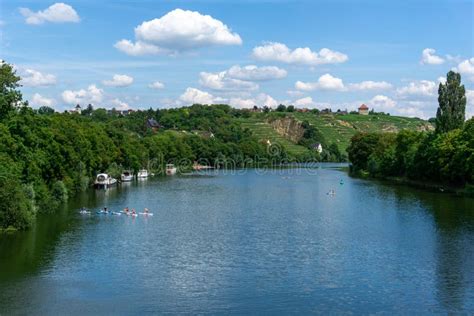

left=276, top=104, right=286, bottom=112
left=435, top=71, right=466, bottom=133
left=0, top=62, right=23, bottom=120
left=38, top=106, right=55, bottom=115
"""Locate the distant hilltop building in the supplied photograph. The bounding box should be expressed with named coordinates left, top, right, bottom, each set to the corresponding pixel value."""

left=146, top=118, right=162, bottom=132
left=358, top=104, right=369, bottom=115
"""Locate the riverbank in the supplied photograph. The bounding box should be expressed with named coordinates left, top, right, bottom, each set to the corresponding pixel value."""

left=349, top=168, right=474, bottom=197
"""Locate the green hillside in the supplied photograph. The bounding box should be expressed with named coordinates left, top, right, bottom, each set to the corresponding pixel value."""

left=237, top=118, right=309, bottom=156
left=238, top=112, right=433, bottom=154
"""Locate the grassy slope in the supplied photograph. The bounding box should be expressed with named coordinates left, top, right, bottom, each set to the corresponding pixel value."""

left=291, top=113, right=432, bottom=151
left=237, top=113, right=432, bottom=155
left=237, top=118, right=310, bottom=155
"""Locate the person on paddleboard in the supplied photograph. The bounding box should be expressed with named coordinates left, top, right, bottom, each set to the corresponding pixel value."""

left=144, top=208, right=149, bottom=214
left=131, top=208, right=136, bottom=215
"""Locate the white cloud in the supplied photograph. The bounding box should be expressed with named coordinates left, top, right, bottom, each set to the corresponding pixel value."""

left=420, top=48, right=445, bottom=65
left=295, top=75, right=391, bottom=92
left=252, top=42, right=348, bottom=66
left=348, top=80, right=392, bottom=91
left=30, top=93, right=55, bottom=107
left=20, top=3, right=80, bottom=25
left=368, top=95, right=397, bottom=111
left=102, top=74, right=134, bottom=87
left=199, top=71, right=258, bottom=91
left=454, top=58, right=474, bottom=81
left=226, top=65, right=287, bottom=81
left=397, top=80, right=437, bottom=97
left=116, top=9, right=241, bottom=56
left=466, top=90, right=474, bottom=119
left=293, top=96, right=315, bottom=107
left=229, top=93, right=278, bottom=109
left=295, top=73, right=345, bottom=91
left=114, top=40, right=165, bottom=56
left=148, top=81, right=165, bottom=89
left=179, top=87, right=220, bottom=105
left=20, top=69, right=56, bottom=86
left=111, top=98, right=130, bottom=111
left=62, top=85, right=104, bottom=105
left=437, top=76, right=447, bottom=84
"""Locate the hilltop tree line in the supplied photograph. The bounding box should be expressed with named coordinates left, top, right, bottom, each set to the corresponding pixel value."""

left=347, top=71, right=473, bottom=188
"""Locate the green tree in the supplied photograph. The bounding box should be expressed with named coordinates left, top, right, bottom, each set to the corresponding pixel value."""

left=0, top=62, right=23, bottom=120
left=435, top=71, right=466, bottom=133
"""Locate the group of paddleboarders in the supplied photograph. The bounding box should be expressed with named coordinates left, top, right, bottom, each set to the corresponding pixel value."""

left=80, top=206, right=152, bottom=216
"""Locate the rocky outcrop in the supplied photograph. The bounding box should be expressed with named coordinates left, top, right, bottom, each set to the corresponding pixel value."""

left=269, top=117, right=305, bottom=143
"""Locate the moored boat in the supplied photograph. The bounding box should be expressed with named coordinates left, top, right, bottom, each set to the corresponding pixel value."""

left=137, top=169, right=148, bottom=178
left=94, top=173, right=117, bottom=189
left=121, top=170, right=134, bottom=182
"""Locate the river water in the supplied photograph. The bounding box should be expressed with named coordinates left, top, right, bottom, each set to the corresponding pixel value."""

left=0, top=165, right=473, bottom=314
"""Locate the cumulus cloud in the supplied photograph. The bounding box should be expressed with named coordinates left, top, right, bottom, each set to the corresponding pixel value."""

left=368, top=95, right=397, bottom=113
left=420, top=48, right=445, bottom=65
left=179, top=87, right=220, bottom=105
left=252, top=42, right=348, bottom=66
left=293, top=96, right=315, bottom=107
left=397, top=80, right=437, bottom=97
left=30, top=93, right=55, bottom=107
left=295, top=73, right=345, bottom=91
left=199, top=71, right=258, bottom=91
left=62, top=85, right=104, bottom=105
left=20, top=69, right=56, bottom=86
left=348, top=80, right=392, bottom=91
left=111, top=98, right=130, bottom=111
left=454, top=58, right=474, bottom=81
left=148, top=81, right=165, bottom=89
left=114, top=40, right=165, bottom=56
left=102, top=74, right=134, bottom=87
left=20, top=3, right=80, bottom=25
left=466, top=90, right=474, bottom=119
left=229, top=93, right=278, bottom=109
left=295, top=74, right=392, bottom=92
left=115, top=9, right=241, bottom=56
left=226, top=65, right=287, bottom=81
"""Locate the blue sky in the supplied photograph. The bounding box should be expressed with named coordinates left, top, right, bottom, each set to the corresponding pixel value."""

left=1, top=0, right=473, bottom=118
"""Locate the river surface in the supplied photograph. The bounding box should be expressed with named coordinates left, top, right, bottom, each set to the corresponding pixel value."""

left=1, top=165, right=473, bottom=314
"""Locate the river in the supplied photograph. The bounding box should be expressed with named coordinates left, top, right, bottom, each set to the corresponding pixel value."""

left=1, top=165, right=473, bottom=314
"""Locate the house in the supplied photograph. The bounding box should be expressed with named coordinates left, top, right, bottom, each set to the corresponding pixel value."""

left=358, top=104, right=369, bottom=115
left=320, top=108, right=332, bottom=115
left=146, top=118, right=161, bottom=132
left=69, top=104, right=82, bottom=114
left=336, top=109, right=348, bottom=115
left=311, top=143, right=323, bottom=153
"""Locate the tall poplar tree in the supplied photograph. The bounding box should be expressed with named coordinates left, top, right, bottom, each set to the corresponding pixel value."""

left=435, top=71, right=466, bottom=133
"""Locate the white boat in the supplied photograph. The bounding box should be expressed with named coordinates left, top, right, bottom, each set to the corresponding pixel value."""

left=94, top=173, right=117, bottom=189
left=137, top=169, right=148, bottom=178
left=121, top=170, right=134, bottom=182
left=166, top=164, right=177, bottom=176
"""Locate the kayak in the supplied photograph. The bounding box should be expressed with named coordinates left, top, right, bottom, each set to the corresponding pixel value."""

left=79, top=210, right=91, bottom=215
left=112, top=212, right=122, bottom=216
left=131, top=213, right=138, bottom=217
left=139, top=212, right=154, bottom=216
left=96, top=210, right=111, bottom=214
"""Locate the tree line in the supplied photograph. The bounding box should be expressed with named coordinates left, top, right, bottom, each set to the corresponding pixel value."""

left=347, top=71, right=473, bottom=190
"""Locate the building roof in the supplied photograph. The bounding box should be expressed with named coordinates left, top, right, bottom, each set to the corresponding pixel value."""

left=146, top=118, right=161, bottom=128
left=359, top=104, right=369, bottom=110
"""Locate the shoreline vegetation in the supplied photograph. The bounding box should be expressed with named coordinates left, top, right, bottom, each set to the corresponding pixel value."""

left=347, top=71, right=473, bottom=197
left=0, top=62, right=470, bottom=232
